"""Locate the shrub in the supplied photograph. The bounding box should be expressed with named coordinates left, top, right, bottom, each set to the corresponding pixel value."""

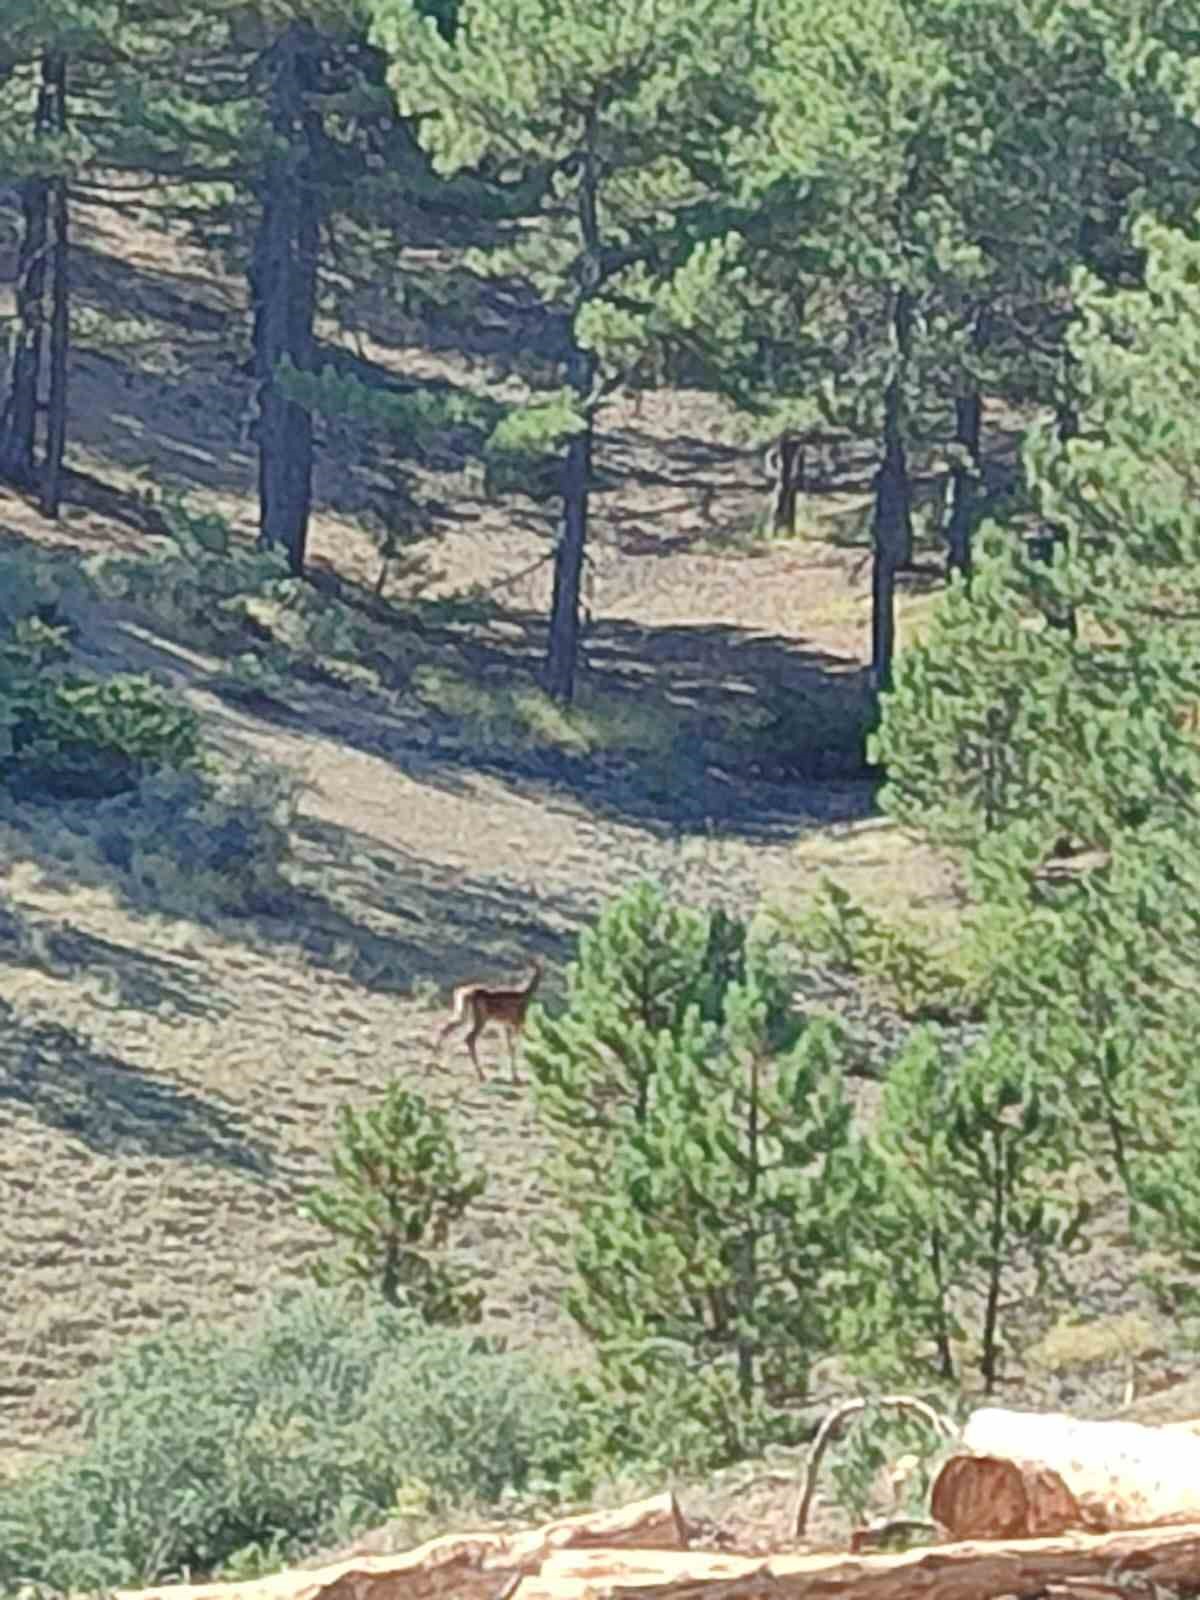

left=0, top=547, right=89, bottom=634
left=92, top=762, right=300, bottom=916
left=0, top=604, right=200, bottom=809
left=0, top=1288, right=584, bottom=1592
left=3, top=669, right=202, bottom=800
left=0, top=548, right=199, bottom=801
left=747, top=691, right=879, bottom=780
left=90, top=492, right=397, bottom=693
left=89, top=493, right=290, bottom=645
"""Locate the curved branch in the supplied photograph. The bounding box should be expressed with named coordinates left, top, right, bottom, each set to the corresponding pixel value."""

left=793, top=1393, right=960, bottom=1538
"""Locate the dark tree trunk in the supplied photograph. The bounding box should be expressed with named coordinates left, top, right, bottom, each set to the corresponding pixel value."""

left=544, top=98, right=602, bottom=705
left=734, top=1051, right=760, bottom=1407
left=768, top=432, right=805, bottom=535
left=945, top=389, right=980, bottom=579
left=545, top=344, right=595, bottom=703
left=252, top=24, right=320, bottom=576
left=945, top=306, right=990, bottom=579
left=870, top=290, right=914, bottom=693
left=42, top=53, right=69, bottom=520
left=0, top=63, right=55, bottom=490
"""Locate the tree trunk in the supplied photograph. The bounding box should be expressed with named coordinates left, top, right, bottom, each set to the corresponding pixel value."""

left=42, top=53, right=69, bottom=520
left=545, top=90, right=602, bottom=705
left=870, top=288, right=914, bottom=693
left=252, top=24, right=319, bottom=576
left=928, top=1225, right=955, bottom=1381
left=945, top=305, right=990, bottom=579
left=769, top=433, right=804, bottom=535
left=979, top=1129, right=1004, bottom=1394
left=939, top=1408, right=1200, bottom=1537
left=544, top=347, right=594, bottom=703
left=734, top=1052, right=760, bottom=1405
left=944, top=390, right=979, bottom=578
left=0, top=64, right=55, bottom=490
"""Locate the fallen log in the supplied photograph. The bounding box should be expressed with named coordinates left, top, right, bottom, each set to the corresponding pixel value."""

left=113, top=1491, right=688, bottom=1600
left=514, top=1522, right=1200, bottom=1598
left=929, top=1407, right=1200, bottom=1537
left=929, top=1453, right=1080, bottom=1539
left=110, top=1494, right=1200, bottom=1600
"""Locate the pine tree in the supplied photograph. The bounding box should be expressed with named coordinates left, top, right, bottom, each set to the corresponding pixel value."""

left=873, top=208, right=1200, bottom=1272
left=303, top=1080, right=486, bottom=1321
left=528, top=882, right=857, bottom=1418
left=370, top=0, right=766, bottom=700
left=0, top=3, right=102, bottom=510
left=525, top=880, right=730, bottom=1206
left=852, top=1025, right=1087, bottom=1390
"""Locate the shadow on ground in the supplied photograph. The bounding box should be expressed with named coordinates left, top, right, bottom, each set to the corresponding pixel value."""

left=0, top=999, right=270, bottom=1174
left=0, top=913, right=229, bottom=1023
left=273, top=816, right=583, bottom=995
left=200, top=605, right=879, bottom=831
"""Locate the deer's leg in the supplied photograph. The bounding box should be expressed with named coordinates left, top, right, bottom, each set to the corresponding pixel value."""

left=436, top=995, right=466, bottom=1053
left=464, top=1007, right=487, bottom=1081
left=505, top=1023, right=520, bottom=1083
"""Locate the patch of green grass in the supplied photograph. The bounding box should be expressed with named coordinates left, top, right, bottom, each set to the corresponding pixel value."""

left=1026, top=1312, right=1160, bottom=1377
left=413, top=667, right=678, bottom=760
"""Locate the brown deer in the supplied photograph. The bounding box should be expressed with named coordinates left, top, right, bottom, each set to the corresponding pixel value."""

left=436, top=957, right=544, bottom=1082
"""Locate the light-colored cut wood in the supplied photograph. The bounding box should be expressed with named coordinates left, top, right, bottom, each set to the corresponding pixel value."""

left=114, top=1491, right=688, bottom=1600
left=939, top=1406, right=1200, bottom=1533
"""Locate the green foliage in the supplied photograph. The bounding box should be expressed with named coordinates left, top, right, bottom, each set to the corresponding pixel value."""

left=92, top=762, right=300, bottom=917
left=275, top=359, right=501, bottom=442
left=481, top=393, right=585, bottom=500
left=303, top=1082, right=486, bottom=1321
left=3, top=668, right=202, bottom=800
left=0, top=549, right=201, bottom=800
left=797, top=879, right=982, bottom=1023
left=870, top=538, right=1081, bottom=871
left=91, top=491, right=400, bottom=691
left=527, top=881, right=739, bottom=1200
left=91, top=493, right=292, bottom=646
left=530, top=882, right=858, bottom=1422
left=876, top=213, right=1200, bottom=890
left=0, top=1288, right=583, bottom=1591
left=848, top=1026, right=1089, bottom=1391
left=870, top=210, right=1200, bottom=1295
left=562, top=1344, right=753, bottom=1483
left=821, top=1404, right=947, bottom=1529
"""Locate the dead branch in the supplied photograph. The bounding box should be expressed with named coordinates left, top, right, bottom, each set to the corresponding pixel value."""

left=793, top=1394, right=960, bottom=1537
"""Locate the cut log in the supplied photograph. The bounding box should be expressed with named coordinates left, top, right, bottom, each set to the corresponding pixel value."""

left=514, top=1523, right=1200, bottom=1597
left=934, top=1406, right=1200, bottom=1535
left=113, top=1492, right=688, bottom=1600
left=929, top=1454, right=1080, bottom=1539
left=111, top=1497, right=1200, bottom=1600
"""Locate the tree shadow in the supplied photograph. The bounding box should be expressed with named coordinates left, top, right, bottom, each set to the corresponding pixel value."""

left=0, top=911, right=228, bottom=1022
left=170, top=589, right=879, bottom=838
left=263, top=816, right=583, bottom=996
left=0, top=999, right=270, bottom=1174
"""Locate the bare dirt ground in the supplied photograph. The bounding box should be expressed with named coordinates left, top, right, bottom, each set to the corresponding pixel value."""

left=0, top=192, right=1184, bottom=1508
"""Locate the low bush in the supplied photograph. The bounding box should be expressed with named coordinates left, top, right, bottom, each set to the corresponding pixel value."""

left=0, top=552, right=201, bottom=800
left=89, top=493, right=291, bottom=646
left=91, top=493, right=401, bottom=694
left=3, top=668, right=202, bottom=800
left=0, top=1288, right=586, bottom=1592
left=92, top=762, right=300, bottom=916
